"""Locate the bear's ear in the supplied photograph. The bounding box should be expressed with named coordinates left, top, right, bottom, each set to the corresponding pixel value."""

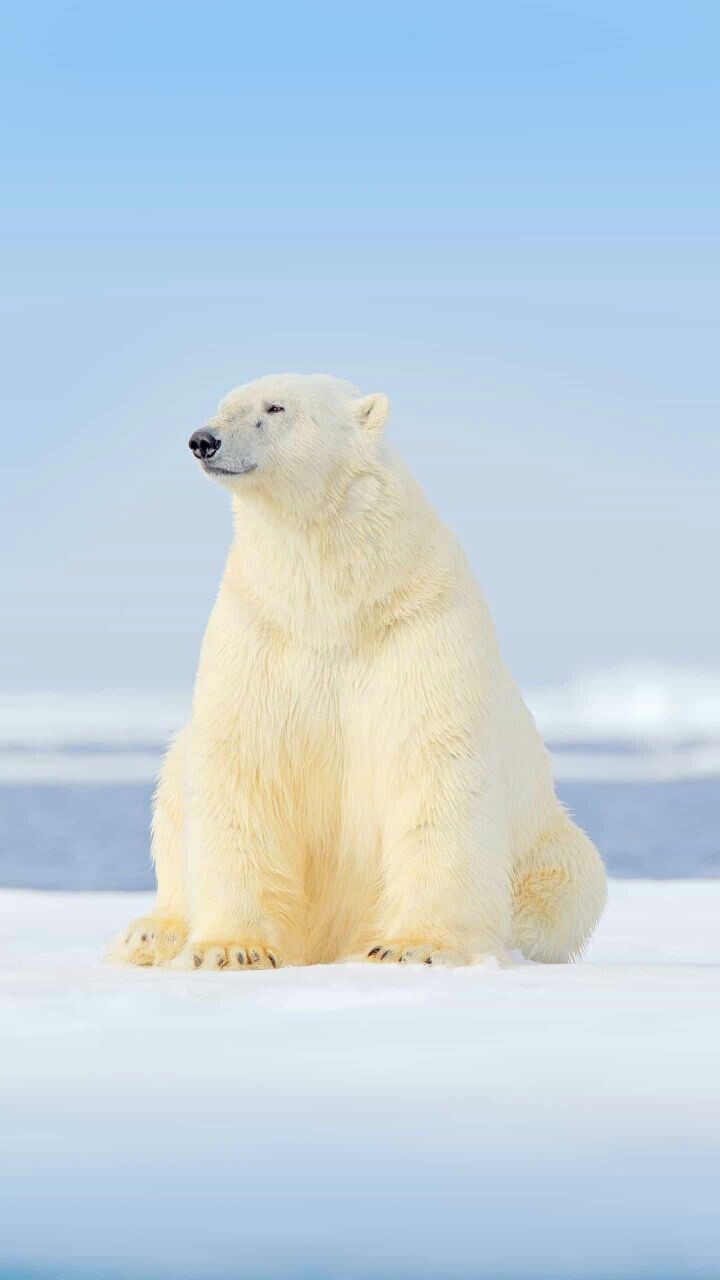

left=353, top=392, right=390, bottom=437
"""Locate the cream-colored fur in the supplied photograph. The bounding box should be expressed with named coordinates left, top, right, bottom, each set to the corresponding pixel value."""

left=110, top=373, right=606, bottom=970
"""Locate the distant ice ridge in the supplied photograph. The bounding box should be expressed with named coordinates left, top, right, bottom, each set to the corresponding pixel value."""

left=526, top=660, right=720, bottom=745
left=0, top=689, right=190, bottom=748
left=0, top=689, right=189, bottom=783
left=526, top=660, right=720, bottom=783
left=1, top=662, right=720, bottom=783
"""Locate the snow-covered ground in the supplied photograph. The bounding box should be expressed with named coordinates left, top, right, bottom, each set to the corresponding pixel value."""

left=1, top=881, right=719, bottom=1278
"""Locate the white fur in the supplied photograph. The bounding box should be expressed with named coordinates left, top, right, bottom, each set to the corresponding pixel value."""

left=110, top=373, right=606, bottom=970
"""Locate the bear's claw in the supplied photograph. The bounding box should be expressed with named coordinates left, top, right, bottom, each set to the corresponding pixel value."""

left=106, top=916, right=188, bottom=967
left=172, top=942, right=282, bottom=971
left=366, top=942, right=467, bottom=966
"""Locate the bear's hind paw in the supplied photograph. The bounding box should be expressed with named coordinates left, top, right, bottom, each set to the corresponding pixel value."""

left=106, top=916, right=188, bottom=967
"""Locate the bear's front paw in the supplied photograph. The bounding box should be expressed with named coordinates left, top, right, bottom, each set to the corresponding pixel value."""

left=366, top=941, right=468, bottom=967
left=106, top=916, right=188, bottom=967
left=171, top=941, right=282, bottom=971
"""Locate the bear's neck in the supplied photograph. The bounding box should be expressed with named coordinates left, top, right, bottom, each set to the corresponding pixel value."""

left=224, top=456, right=449, bottom=646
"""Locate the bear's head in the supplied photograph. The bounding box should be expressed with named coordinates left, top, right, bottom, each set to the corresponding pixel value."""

left=189, top=374, right=390, bottom=511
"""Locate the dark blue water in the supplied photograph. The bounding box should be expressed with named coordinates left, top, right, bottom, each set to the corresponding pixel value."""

left=0, top=779, right=718, bottom=889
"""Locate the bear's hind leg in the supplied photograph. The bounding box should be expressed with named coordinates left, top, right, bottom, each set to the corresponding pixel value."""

left=107, top=727, right=189, bottom=966
left=511, top=817, right=607, bottom=962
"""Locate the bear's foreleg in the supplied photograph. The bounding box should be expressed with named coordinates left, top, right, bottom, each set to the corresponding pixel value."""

left=171, top=727, right=302, bottom=970
left=358, top=612, right=513, bottom=967
left=366, top=748, right=512, bottom=967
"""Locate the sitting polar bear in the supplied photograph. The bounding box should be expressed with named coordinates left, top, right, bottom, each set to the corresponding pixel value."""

left=112, top=373, right=606, bottom=970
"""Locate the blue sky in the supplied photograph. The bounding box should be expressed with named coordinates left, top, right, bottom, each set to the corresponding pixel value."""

left=2, top=1, right=718, bottom=689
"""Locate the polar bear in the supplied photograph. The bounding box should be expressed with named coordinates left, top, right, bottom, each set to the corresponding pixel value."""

left=112, top=373, right=606, bottom=970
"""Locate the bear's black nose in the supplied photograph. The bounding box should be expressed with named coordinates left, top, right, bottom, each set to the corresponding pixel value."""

left=189, top=429, right=221, bottom=460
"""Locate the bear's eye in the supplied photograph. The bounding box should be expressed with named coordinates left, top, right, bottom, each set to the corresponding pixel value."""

left=266, top=404, right=285, bottom=414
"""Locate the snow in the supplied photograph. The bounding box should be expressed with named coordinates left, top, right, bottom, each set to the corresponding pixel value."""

left=1, top=881, right=719, bottom=1278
